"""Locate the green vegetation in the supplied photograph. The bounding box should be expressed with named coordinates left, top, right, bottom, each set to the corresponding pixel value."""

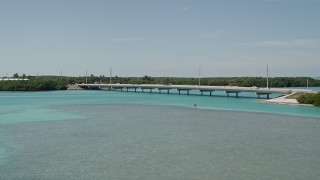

left=65, top=76, right=320, bottom=87
left=72, top=76, right=320, bottom=87
left=297, top=93, right=320, bottom=107
left=1, top=73, right=320, bottom=91
left=0, top=77, right=67, bottom=91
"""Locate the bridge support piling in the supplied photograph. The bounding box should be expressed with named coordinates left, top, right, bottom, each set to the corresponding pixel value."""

left=226, top=91, right=240, bottom=98
left=79, top=84, right=290, bottom=99
left=256, top=93, right=271, bottom=99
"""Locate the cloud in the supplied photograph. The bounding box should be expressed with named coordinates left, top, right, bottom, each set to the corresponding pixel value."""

left=239, top=39, right=320, bottom=47
left=110, top=37, right=142, bottom=42
left=196, top=29, right=233, bottom=39
left=282, top=51, right=320, bottom=58
left=198, top=32, right=221, bottom=39
left=264, top=0, right=319, bottom=2
left=267, top=0, right=281, bottom=1
left=182, top=7, right=192, bottom=12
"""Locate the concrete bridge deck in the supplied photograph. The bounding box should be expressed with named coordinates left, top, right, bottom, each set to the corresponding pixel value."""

left=78, top=83, right=316, bottom=99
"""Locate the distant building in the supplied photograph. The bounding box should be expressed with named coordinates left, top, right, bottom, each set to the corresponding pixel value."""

left=0, top=78, right=29, bottom=81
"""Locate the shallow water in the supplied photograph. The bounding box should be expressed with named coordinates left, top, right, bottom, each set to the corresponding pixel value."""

left=0, top=90, right=320, bottom=121
left=0, top=90, right=320, bottom=179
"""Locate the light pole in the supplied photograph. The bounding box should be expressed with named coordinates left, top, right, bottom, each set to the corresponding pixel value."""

left=85, top=69, right=88, bottom=84
left=109, top=68, right=112, bottom=84
left=266, top=64, right=269, bottom=88
left=198, top=66, right=201, bottom=86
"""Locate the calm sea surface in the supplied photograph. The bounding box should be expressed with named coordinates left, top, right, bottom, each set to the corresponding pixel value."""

left=1, top=89, right=320, bottom=179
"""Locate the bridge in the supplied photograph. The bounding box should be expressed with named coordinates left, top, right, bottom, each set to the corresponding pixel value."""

left=77, top=83, right=315, bottom=99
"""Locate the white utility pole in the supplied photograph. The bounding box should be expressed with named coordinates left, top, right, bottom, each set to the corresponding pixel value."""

left=110, top=68, right=112, bottom=84
left=267, top=64, right=269, bottom=88
left=198, top=66, right=201, bottom=86
left=85, top=69, right=88, bottom=84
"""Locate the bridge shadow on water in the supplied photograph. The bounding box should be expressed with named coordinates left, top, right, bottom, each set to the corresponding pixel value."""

left=96, top=88, right=280, bottom=100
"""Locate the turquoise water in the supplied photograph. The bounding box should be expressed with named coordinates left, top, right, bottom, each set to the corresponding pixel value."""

left=0, top=90, right=320, bottom=179
left=1, top=89, right=319, bottom=122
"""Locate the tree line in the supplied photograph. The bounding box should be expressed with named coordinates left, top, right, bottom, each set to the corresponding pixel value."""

left=297, top=93, right=320, bottom=107
left=1, top=73, right=320, bottom=91
left=69, top=76, right=320, bottom=88
left=0, top=76, right=67, bottom=91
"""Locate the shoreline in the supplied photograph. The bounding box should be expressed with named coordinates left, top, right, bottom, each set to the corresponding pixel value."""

left=264, top=93, right=313, bottom=107
left=67, top=84, right=84, bottom=90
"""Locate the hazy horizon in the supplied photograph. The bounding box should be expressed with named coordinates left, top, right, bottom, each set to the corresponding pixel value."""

left=1, top=73, right=319, bottom=79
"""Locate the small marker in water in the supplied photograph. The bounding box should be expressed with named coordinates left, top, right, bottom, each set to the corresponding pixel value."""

left=194, top=104, right=197, bottom=108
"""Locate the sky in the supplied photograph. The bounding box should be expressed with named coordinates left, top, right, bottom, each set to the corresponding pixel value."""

left=0, top=0, right=319, bottom=77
